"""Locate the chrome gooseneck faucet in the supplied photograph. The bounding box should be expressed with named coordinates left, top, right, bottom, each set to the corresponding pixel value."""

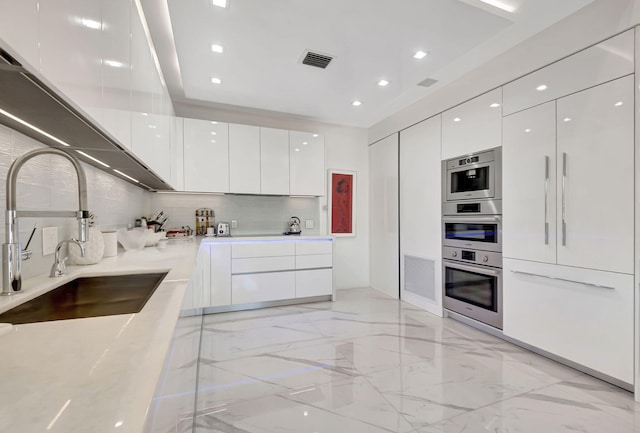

left=2, top=148, right=91, bottom=295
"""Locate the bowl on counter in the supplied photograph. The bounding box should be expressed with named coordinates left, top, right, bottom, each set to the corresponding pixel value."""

left=117, top=228, right=149, bottom=251
left=145, top=230, right=167, bottom=247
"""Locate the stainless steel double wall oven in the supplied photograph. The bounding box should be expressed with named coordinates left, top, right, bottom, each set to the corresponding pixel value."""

left=442, top=147, right=503, bottom=329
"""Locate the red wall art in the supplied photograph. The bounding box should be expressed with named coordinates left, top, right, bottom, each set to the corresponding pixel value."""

left=329, top=170, right=356, bottom=236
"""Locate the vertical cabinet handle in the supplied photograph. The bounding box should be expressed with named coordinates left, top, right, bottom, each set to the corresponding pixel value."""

left=544, top=156, right=549, bottom=245
left=562, top=152, right=567, bottom=246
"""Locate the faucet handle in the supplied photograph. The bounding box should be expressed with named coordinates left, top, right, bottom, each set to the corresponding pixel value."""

left=21, top=249, right=32, bottom=261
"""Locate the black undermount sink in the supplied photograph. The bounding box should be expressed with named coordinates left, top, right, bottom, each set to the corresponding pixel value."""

left=0, top=272, right=167, bottom=325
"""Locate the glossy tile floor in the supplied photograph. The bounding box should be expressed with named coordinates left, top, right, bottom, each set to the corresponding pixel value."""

left=148, top=288, right=640, bottom=433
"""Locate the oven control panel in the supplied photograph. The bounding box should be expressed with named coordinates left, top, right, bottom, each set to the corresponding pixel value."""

left=443, top=246, right=502, bottom=268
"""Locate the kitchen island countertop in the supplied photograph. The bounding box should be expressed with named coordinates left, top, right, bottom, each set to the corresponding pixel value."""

left=0, top=237, right=202, bottom=433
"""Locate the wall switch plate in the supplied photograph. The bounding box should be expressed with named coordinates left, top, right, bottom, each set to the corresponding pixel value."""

left=305, top=220, right=314, bottom=229
left=42, top=227, right=58, bottom=256
left=231, top=220, right=238, bottom=229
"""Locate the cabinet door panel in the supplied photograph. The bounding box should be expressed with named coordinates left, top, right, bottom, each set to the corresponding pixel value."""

left=503, top=102, right=557, bottom=263
left=556, top=76, right=634, bottom=274
left=260, top=128, right=289, bottom=195
left=0, top=0, right=39, bottom=70
left=232, top=272, right=295, bottom=304
left=210, top=244, right=231, bottom=307
left=183, top=119, right=229, bottom=192
left=504, top=258, right=633, bottom=384
left=296, top=269, right=333, bottom=298
left=290, top=132, right=324, bottom=196
left=441, top=88, right=502, bottom=159
left=229, top=124, right=260, bottom=194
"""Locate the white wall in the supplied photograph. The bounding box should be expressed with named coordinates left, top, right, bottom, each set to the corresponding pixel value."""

left=369, top=0, right=640, bottom=144
left=0, top=124, right=150, bottom=284
left=172, top=102, right=370, bottom=290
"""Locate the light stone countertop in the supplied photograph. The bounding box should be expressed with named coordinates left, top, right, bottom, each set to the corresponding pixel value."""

left=0, top=237, right=202, bottom=433
left=201, top=234, right=333, bottom=243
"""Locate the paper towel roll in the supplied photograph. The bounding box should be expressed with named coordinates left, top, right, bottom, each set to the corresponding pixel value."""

left=102, top=231, right=118, bottom=257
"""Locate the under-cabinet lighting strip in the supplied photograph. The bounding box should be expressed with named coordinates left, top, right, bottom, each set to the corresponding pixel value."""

left=113, top=169, right=139, bottom=183
left=0, top=108, right=72, bottom=147
left=75, top=150, right=110, bottom=168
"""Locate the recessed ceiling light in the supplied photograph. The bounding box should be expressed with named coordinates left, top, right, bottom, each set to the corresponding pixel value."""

left=479, top=0, right=516, bottom=13
left=0, top=108, right=71, bottom=147
left=536, top=84, right=548, bottom=92
left=352, top=100, right=362, bottom=106
left=148, top=124, right=157, bottom=129
left=80, top=18, right=101, bottom=30
left=75, top=150, right=110, bottom=168
left=211, top=140, right=216, bottom=143
left=312, top=134, right=318, bottom=137
left=413, top=50, right=428, bottom=60
left=211, top=132, right=217, bottom=135
left=104, top=60, right=126, bottom=68
left=141, top=113, right=148, bottom=116
left=453, top=117, right=461, bottom=122
left=525, top=128, right=532, bottom=133
left=212, top=0, right=227, bottom=7
left=211, top=44, right=224, bottom=54
left=489, top=103, right=501, bottom=108
left=615, top=101, right=624, bottom=107
left=302, top=142, right=308, bottom=145
left=295, top=148, right=300, bottom=152
left=211, top=77, right=222, bottom=84
left=113, top=169, right=139, bottom=183
left=378, top=79, right=390, bottom=87
left=563, top=117, right=572, bottom=122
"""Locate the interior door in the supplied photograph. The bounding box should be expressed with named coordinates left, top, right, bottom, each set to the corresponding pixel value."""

left=556, top=75, right=634, bottom=274
left=502, top=101, right=557, bottom=264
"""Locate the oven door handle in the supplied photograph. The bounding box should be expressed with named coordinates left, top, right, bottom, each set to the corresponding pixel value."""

left=444, top=261, right=502, bottom=276
left=443, top=216, right=501, bottom=224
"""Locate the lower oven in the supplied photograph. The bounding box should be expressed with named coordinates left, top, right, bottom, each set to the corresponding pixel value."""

left=443, top=254, right=503, bottom=329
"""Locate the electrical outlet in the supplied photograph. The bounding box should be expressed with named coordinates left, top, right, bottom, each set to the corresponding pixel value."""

left=42, top=227, right=58, bottom=256
left=305, top=220, right=314, bottom=229
left=231, top=220, right=238, bottom=229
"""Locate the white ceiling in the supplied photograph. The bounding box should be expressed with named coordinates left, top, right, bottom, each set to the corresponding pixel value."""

left=148, top=0, right=594, bottom=128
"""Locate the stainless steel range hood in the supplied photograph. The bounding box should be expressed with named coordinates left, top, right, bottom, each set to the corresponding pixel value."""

left=0, top=49, right=173, bottom=191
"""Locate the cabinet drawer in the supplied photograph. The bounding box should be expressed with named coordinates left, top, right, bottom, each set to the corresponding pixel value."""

left=503, top=258, right=633, bottom=383
left=232, top=256, right=295, bottom=274
left=232, top=242, right=295, bottom=258
left=296, top=269, right=333, bottom=298
left=231, top=272, right=295, bottom=304
left=295, top=240, right=332, bottom=255
left=503, top=30, right=634, bottom=115
left=296, top=254, right=332, bottom=270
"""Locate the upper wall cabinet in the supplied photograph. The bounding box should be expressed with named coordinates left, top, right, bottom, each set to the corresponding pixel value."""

left=183, top=119, right=229, bottom=193
left=0, top=0, right=39, bottom=70
left=290, top=131, right=325, bottom=196
left=229, top=124, right=261, bottom=194
left=260, top=128, right=290, bottom=195
left=441, top=88, right=502, bottom=159
left=503, top=30, right=634, bottom=116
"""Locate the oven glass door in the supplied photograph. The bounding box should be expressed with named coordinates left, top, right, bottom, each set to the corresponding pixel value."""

left=447, top=163, right=494, bottom=200
left=444, top=263, right=498, bottom=312
left=444, top=220, right=499, bottom=244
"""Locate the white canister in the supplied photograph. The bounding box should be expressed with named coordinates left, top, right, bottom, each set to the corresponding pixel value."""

left=102, top=231, right=118, bottom=257
left=69, top=226, right=105, bottom=265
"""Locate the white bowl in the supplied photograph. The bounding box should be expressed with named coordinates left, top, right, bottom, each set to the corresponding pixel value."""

left=117, top=228, right=149, bottom=251
left=144, top=230, right=166, bottom=247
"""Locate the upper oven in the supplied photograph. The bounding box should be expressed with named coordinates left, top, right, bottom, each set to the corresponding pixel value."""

left=443, top=215, right=501, bottom=252
left=443, top=148, right=501, bottom=202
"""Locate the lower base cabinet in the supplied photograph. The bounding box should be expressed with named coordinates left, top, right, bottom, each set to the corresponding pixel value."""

left=296, top=269, right=333, bottom=298
left=232, top=272, right=296, bottom=304
left=503, top=258, right=633, bottom=384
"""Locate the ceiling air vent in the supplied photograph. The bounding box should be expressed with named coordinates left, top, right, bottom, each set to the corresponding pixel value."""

left=301, top=50, right=333, bottom=69
left=417, top=77, right=438, bottom=88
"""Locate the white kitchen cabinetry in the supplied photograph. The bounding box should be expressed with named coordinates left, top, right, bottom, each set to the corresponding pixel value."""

left=0, top=0, right=39, bottom=71
left=503, top=101, right=557, bottom=264
left=260, top=128, right=290, bottom=195
left=229, top=123, right=261, bottom=194
left=399, top=115, right=442, bottom=316
left=503, top=76, right=633, bottom=274
left=131, top=112, right=172, bottom=182
left=210, top=244, right=232, bottom=306
left=503, top=30, right=634, bottom=116
left=556, top=75, right=634, bottom=274
left=290, top=131, right=325, bottom=196
left=441, top=88, right=502, bottom=159
left=369, top=133, right=399, bottom=298
left=183, top=118, right=229, bottom=193
left=504, top=258, right=633, bottom=384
